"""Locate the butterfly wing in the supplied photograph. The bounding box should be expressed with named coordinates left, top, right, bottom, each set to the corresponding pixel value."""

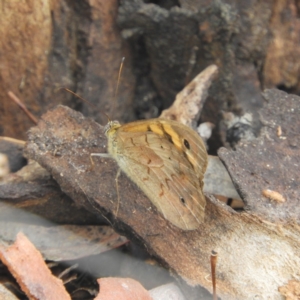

left=107, top=119, right=208, bottom=230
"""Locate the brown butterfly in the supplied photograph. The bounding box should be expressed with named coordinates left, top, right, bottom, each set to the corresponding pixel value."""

left=93, top=117, right=208, bottom=230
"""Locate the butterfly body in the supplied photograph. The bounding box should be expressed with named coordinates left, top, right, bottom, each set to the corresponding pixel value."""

left=104, top=118, right=208, bottom=230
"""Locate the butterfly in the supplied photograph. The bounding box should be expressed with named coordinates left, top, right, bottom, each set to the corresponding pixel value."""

left=93, top=118, right=208, bottom=230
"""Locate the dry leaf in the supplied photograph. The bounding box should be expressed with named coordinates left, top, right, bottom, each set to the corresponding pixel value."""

left=95, top=277, right=152, bottom=300
left=0, top=232, right=70, bottom=300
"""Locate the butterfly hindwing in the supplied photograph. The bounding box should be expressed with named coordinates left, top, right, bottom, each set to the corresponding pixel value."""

left=106, top=119, right=208, bottom=230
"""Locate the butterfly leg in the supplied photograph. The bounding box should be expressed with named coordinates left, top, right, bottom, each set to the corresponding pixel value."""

left=89, top=153, right=111, bottom=171
left=115, top=168, right=121, bottom=217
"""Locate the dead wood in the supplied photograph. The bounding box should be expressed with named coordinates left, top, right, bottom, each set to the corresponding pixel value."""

left=0, top=223, right=127, bottom=261
left=1, top=0, right=300, bottom=298
left=24, top=88, right=300, bottom=299
left=0, top=0, right=135, bottom=139
left=2, top=0, right=300, bottom=142
left=0, top=160, right=103, bottom=226
left=218, top=89, right=300, bottom=222
left=95, top=277, right=152, bottom=300
left=0, top=233, right=71, bottom=300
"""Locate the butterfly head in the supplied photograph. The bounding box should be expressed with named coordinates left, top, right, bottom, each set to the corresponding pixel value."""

left=104, top=120, right=121, bottom=136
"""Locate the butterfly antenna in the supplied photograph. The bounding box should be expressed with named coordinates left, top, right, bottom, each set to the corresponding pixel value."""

left=112, top=57, right=125, bottom=113
left=60, top=87, right=111, bottom=122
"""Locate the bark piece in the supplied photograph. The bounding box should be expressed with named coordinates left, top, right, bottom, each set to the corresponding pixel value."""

left=0, top=0, right=76, bottom=139
left=118, top=0, right=267, bottom=130
left=0, top=223, right=128, bottom=261
left=0, top=161, right=102, bottom=226
left=24, top=104, right=300, bottom=299
left=81, top=0, right=136, bottom=124
left=0, top=0, right=135, bottom=139
left=160, top=65, right=218, bottom=128
left=0, top=284, right=19, bottom=300
left=218, top=89, right=300, bottom=222
left=279, top=280, right=300, bottom=300
left=0, top=232, right=71, bottom=300
left=96, top=277, right=152, bottom=300
left=263, top=1, right=300, bottom=91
